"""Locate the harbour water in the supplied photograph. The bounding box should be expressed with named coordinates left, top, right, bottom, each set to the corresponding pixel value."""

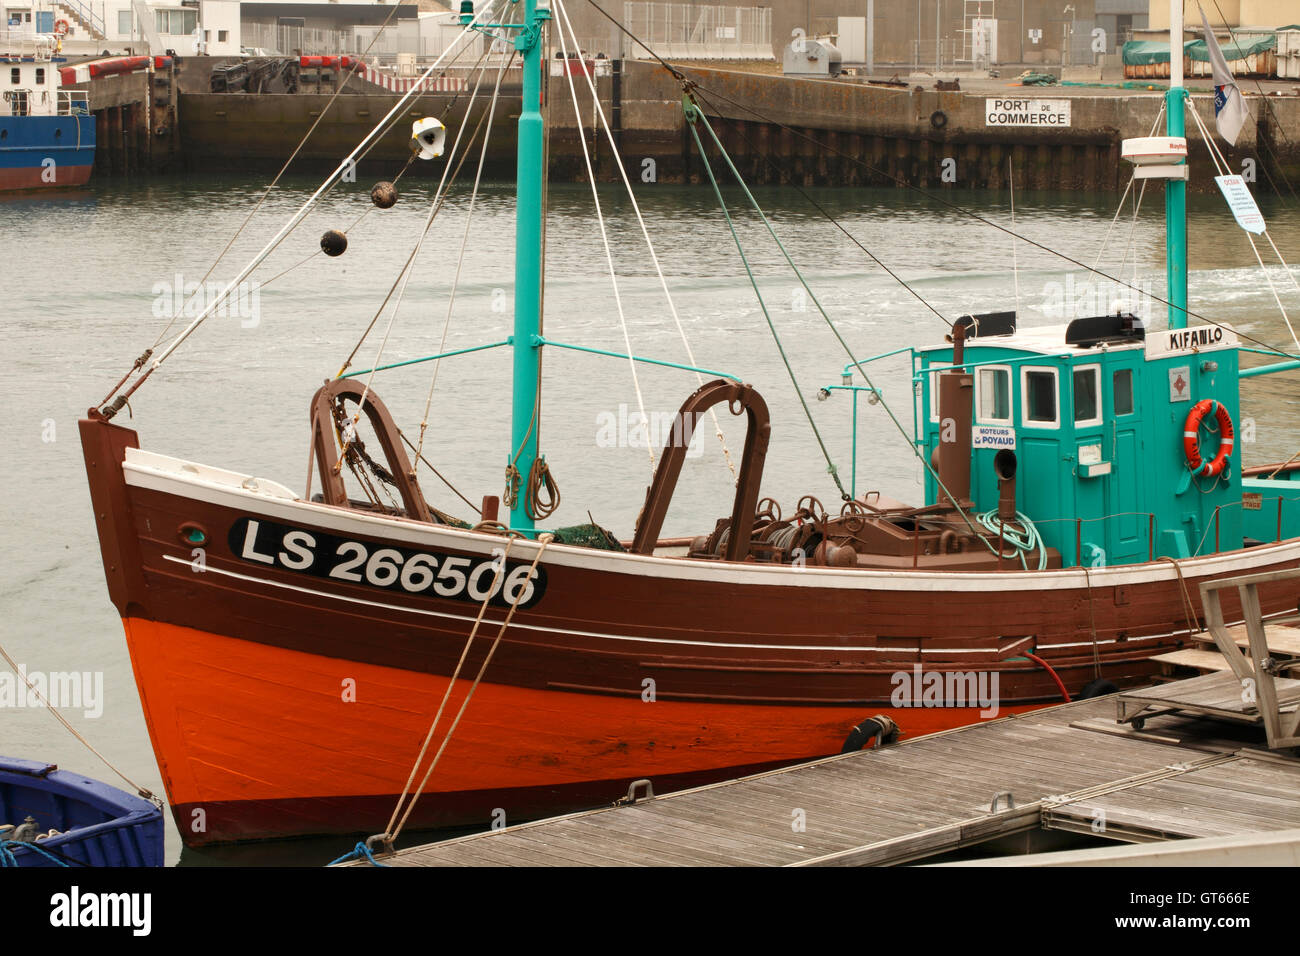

left=3, top=171, right=1298, bottom=865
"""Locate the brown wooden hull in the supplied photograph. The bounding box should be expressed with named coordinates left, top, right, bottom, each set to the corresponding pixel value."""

left=80, top=417, right=1300, bottom=845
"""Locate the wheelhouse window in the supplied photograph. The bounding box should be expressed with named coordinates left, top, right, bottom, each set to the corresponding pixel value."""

left=10, top=68, right=19, bottom=84
left=1073, top=365, right=1102, bottom=428
left=1113, top=368, right=1135, bottom=415
left=34, top=68, right=44, bottom=84
left=927, top=364, right=949, bottom=422
left=1021, top=367, right=1059, bottom=428
left=976, top=366, right=1011, bottom=424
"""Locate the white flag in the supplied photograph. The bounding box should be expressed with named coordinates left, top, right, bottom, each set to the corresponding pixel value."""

left=1199, top=8, right=1249, bottom=145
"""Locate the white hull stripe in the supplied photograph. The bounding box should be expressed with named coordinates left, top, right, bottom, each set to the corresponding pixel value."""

left=125, top=460, right=1300, bottom=593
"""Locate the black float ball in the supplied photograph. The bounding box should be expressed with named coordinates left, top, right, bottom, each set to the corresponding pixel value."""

left=320, top=229, right=348, bottom=257
left=370, top=181, right=398, bottom=209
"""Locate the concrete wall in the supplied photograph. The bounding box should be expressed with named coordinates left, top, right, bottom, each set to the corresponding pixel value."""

left=173, top=58, right=1299, bottom=193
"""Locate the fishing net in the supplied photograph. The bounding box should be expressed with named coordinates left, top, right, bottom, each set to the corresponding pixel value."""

left=550, top=523, right=626, bottom=552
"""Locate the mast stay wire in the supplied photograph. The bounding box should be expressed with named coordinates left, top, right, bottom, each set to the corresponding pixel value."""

left=553, top=0, right=737, bottom=479
left=684, top=114, right=848, bottom=500
left=413, top=46, right=522, bottom=470
left=687, top=100, right=995, bottom=545
left=138, top=0, right=458, bottom=357
left=1186, top=103, right=1300, bottom=352
left=93, top=0, right=511, bottom=418
left=1090, top=103, right=1164, bottom=274
left=580, top=0, right=1297, bottom=362
left=338, top=39, right=520, bottom=473
left=554, top=1, right=654, bottom=469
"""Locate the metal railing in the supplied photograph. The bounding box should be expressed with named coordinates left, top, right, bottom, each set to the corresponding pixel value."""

left=58, top=89, right=89, bottom=115
left=55, top=0, right=106, bottom=40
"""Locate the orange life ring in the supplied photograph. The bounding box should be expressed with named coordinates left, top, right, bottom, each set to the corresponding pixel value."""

left=53, top=19, right=70, bottom=36
left=1183, top=399, right=1234, bottom=478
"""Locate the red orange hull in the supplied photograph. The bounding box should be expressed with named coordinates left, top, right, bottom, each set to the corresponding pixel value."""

left=81, top=417, right=1300, bottom=845
left=122, top=616, right=1034, bottom=843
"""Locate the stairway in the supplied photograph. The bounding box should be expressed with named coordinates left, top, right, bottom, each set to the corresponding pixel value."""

left=54, top=0, right=107, bottom=42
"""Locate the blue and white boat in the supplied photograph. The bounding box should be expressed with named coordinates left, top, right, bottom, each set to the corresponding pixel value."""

left=1, top=27, right=94, bottom=191
left=0, top=756, right=163, bottom=867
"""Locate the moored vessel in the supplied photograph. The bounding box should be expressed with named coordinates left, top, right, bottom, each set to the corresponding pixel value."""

left=0, top=27, right=94, bottom=191
left=78, top=0, right=1300, bottom=847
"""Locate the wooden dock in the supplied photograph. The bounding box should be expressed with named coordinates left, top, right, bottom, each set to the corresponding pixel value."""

left=347, top=684, right=1300, bottom=867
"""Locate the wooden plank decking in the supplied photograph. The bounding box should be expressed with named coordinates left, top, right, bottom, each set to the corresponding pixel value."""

left=346, top=684, right=1300, bottom=867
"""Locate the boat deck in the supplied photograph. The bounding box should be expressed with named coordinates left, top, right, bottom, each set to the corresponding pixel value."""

left=347, top=683, right=1300, bottom=867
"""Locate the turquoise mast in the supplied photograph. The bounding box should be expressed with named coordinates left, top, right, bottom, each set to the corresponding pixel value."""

left=510, top=0, right=546, bottom=534
left=496, top=0, right=549, bottom=533
left=1166, top=0, right=1188, bottom=330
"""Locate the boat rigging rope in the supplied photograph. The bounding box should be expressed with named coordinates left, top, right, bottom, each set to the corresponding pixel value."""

left=525, top=457, right=561, bottom=520
left=377, top=534, right=552, bottom=851
left=1158, top=555, right=1203, bottom=640
left=93, top=1, right=510, bottom=418
left=136, top=0, right=452, bottom=359
left=1187, top=102, right=1300, bottom=353
left=1078, top=563, right=1103, bottom=681
left=553, top=0, right=737, bottom=479
left=255, top=42, right=496, bottom=297
left=338, top=38, right=511, bottom=382
left=0, top=641, right=160, bottom=806
left=334, top=48, right=516, bottom=476
left=687, top=96, right=995, bottom=543
left=555, top=9, right=654, bottom=470
left=687, top=91, right=950, bottom=330
left=398, top=428, right=481, bottom=516
left=413, top=50, right=519, bottom=469
left=685, top=111, right=849, bottom=500
left=581, top=0, right=1299, bottom=362
left=1090, top=104, right=1163, bottom=275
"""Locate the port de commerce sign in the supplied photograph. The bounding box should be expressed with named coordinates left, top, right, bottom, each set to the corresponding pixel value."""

left=985, top=99, right=1072, bottom=127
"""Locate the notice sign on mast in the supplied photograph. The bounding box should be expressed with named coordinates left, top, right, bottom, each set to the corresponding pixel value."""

left=985, top=99, right=1071, bottom=127
left=1214, top=175, right=1267, bottom=234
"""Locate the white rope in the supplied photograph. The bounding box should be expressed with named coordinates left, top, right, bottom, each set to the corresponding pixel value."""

left=1090, top=103, right=1163, bottom=274
left=382, top=537, right=515, bottom=842
left=1189, top=100, right=1300, bottom=352
left=1008, top=158, right=1020, bottom=317
left=387, top=534, right=552, bottom=844
left=349, top=41, right=517, bottom=441
left=413, top=53, right=517, bottom=468
left=1115, top=179, right=1149, bottom=311
left=147, top=0, right=507, bottom=372
left=0, top=641, right=158, bottom=804
left=554, top=8, right=654, bottom=468
left=554, top=0, right=736, bottom=477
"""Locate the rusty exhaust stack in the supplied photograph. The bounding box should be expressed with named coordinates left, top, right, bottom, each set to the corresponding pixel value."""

left=994, top=449, right=1018, bottom=522
left=937, top=324, right=973, bottom=506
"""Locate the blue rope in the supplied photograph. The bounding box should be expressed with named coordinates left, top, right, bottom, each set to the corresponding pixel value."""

left=1, top=840, right=71, bottom=867
left=328, top=842, right=390, bottom=867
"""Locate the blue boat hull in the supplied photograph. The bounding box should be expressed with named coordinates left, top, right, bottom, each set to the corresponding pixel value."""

left=0, top=757, right=163, bottom=867
left=0, top=114, right=95, bottom=191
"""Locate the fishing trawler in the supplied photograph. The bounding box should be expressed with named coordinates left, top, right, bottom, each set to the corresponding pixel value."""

left=0, top=25, right=93, bottom=191
left=79, top=0, right=1300, bottom=846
